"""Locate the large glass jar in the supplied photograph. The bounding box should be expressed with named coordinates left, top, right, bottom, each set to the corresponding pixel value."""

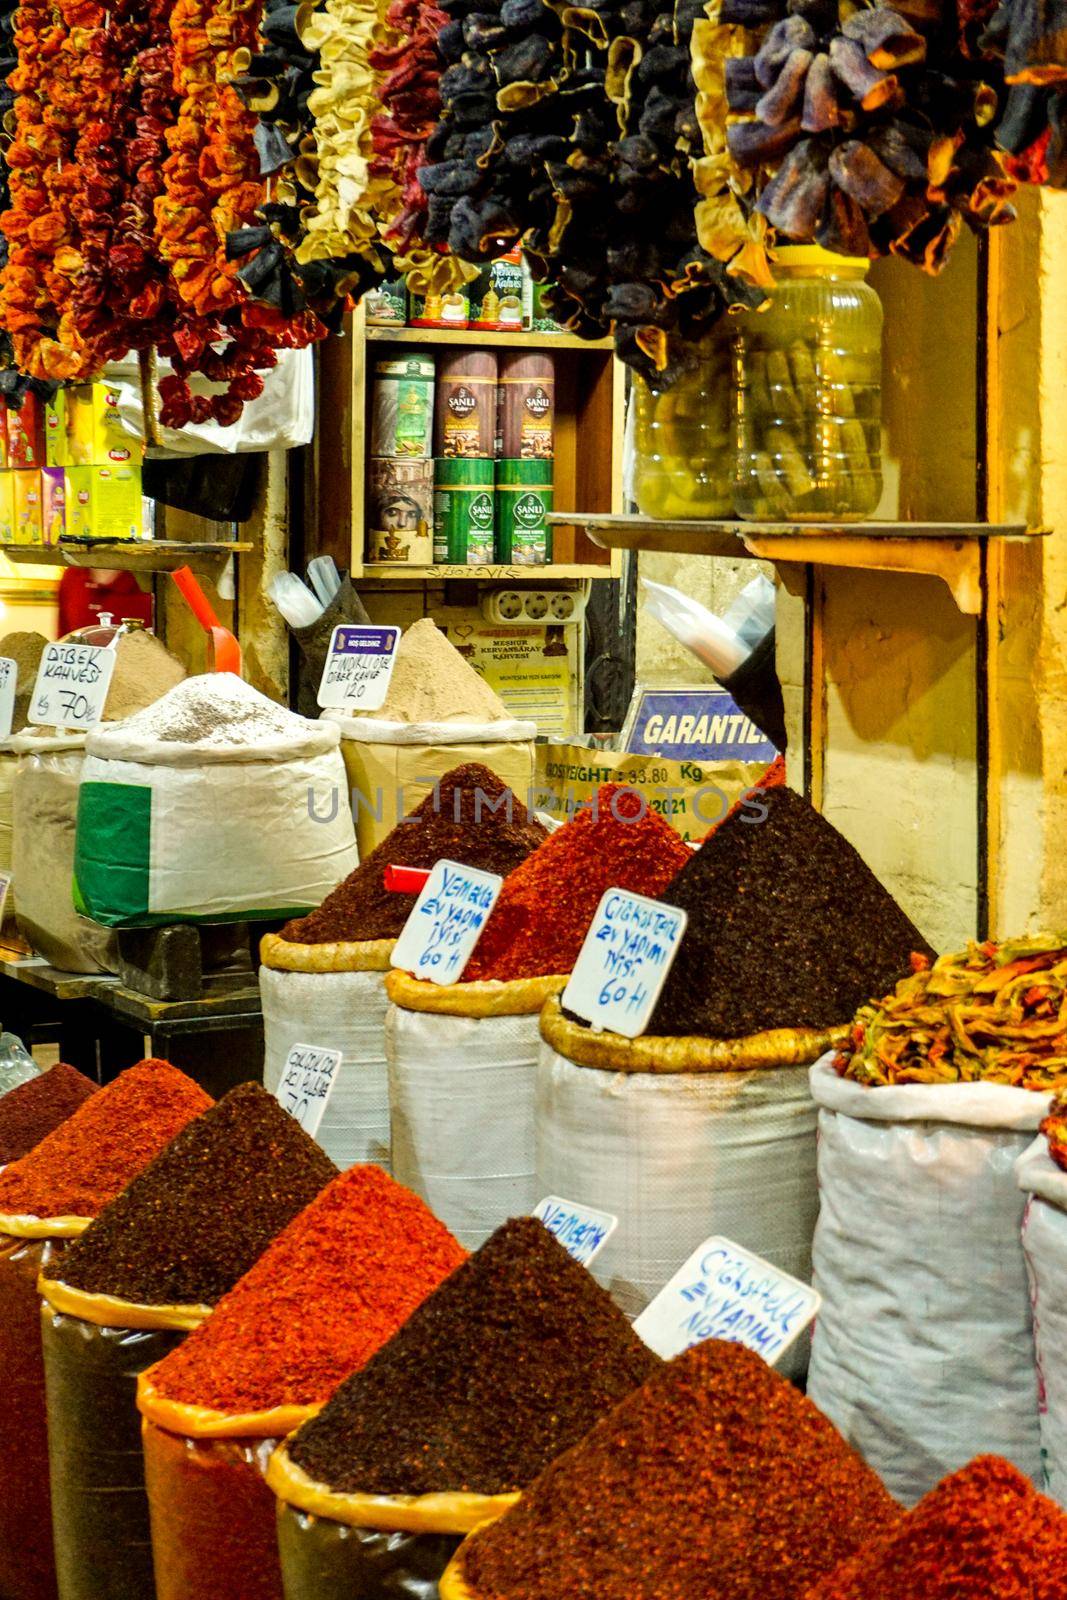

left=733, top=246, right=883, bottom=522
left=632, top=324, right=733, bottom=519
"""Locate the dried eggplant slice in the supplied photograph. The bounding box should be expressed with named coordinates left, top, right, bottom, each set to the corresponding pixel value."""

left=828, top=138, right=906, bottom=214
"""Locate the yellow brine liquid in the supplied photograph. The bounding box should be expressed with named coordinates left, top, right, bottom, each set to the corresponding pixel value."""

left=632, top=323, right=733, bottom=520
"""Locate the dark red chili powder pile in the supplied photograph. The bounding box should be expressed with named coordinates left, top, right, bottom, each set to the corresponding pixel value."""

left=649, top=783, right=936, bottom=1037
left=0, top=1060, right=212, bottom=1221
left=455, top=1339, right=899, bottom=1600
left=148, top=1164, right=466, bottom=1414
left=287, top=1216, right=660, bottom=1495
left=280, top=763, right=547, bottom=945
left=464, top=785, right=692, bottom=981
left=0, top=1062, right=98, bottom=1164
left=804, top=1455, right=1067, bottom=1600
left=56, top=1083, right=337, bottom=1306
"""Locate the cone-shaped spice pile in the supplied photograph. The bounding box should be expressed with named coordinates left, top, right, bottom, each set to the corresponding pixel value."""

left=650, top=784, right=935, bottom=1037
left=281, top=763, right=546, bottom=945
left=0, top=1061, right=212, bottom=1221
left=146, top=1165, right=466, bottom=1414
left=287, top=1216, right=660, bottom=1495
left=464, top=786, right=692, bottom=982
left=805, top=1455, right=1067, bottom=1600
left=0, top=1062, right=98, bottom=1164
left=452, top=1340, right=899, bottom=1600
left=56, top=1083, right=337, bottom=1307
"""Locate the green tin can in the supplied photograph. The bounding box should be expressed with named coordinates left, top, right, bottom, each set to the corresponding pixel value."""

left=495, top=459, right=553, bottom=565
left=434, top=457, right=495, bottom=564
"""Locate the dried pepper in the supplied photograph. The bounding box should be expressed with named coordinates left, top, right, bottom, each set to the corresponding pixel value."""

left=0, top=1063, right=97, bottom=1165
left=835, top=934, right=1067, bottom=1089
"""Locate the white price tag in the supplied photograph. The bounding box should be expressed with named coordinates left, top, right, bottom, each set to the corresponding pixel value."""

left=0, top=873, right=11, bottom=926
left=533, top=1196, right=617, bottom=1267
left=561, top=889, right=687, bottom=1039
left=276, top=1043, right=343, bottom=1139
left=634, top=1236, right=821, bottom=1367
left=0, top=659, right=17, bottom=742
left=30, top=642, right=117, bottom=731
left=391, top=858, right=503, bottom=986
left=317, top=625, right=400, bottom=711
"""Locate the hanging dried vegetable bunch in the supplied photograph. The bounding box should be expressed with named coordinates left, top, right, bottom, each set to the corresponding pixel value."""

left=713, top=0, right=1015, bottom=270
left=976, top=0, right=1067, bottom=185
left=0, top=0, right=52, bottom=406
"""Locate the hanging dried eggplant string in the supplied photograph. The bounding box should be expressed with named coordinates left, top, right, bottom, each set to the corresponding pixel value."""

left=978, top=0, right=1067, bottom=186
left=720, top=0, right=1015, bottom=270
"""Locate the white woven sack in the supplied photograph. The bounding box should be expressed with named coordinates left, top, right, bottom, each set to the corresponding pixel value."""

left=386, top=1004, right=540, bottom=1250
left=260, top=967, right=390, bottom=1172
left=535, top=1041, right=819, bottom=1378
left=1018, top=1137, right=1067, bottom=1506
left=808, top=1055, right=1046, bottom=1505
left=0, top=746, right=16, bottom=930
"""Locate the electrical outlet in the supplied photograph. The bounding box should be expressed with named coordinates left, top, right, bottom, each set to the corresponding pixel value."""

left=480, top=588, right=587, bottom=625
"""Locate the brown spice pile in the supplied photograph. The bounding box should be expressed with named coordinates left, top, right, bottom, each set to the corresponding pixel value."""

left=358, top=618, right=508, bottom=723
left=456, top=1340, right=899, bottom=1600
left=287, top=1216, right=660, bottom=1495
left=0, top=1062, right=97, bottom=1164
left=281, top=763, right=546, bottom=945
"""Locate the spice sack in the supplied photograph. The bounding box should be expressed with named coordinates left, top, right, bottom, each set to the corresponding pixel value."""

left=73, top=677, right=358, bottom=927
left=807, top=1056, right=1046, bottom=1505
left=1018, top=1136, right=1067, bottom=1507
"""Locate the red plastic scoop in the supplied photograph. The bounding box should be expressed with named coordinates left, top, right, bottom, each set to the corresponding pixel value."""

left=384, top=865, right=431, bottom=894
left=171, top=565, right=242, bottom=674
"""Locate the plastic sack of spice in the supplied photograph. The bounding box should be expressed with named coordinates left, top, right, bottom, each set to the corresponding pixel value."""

left=73, top=677, right=358, bottom=929
left=1017, top=1130, right=1067, bottom=1507
left=807, top=1055, right=1046, bottom=1505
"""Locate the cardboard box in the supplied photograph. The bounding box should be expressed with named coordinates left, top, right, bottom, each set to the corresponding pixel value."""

left=0, top=474, right=15, bottom=543
left=41, top=466, right=66, bottom=544
left=7, top=396, right=43, bottom=470
left=67, top=384, right=134, bottom=467
left=44, top=394, right=67, bottom=467
left=65, top=463, right=143, bottom=541
left=13, top=470, right=42, bottom=544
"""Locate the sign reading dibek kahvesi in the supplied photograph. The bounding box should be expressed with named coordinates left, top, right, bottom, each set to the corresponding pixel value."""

left=634, top=1236, right=821, bottom=1366
left=317, top=624, right=399, bottom=712
left=533, top=1196, right=617, bottom=1267
left=30, top=642, right=117, bottom=731
left=0, top=658, right=17, bottom=742
left=276, top=1043, right=343, bottom=1139
left=561, top=888, right=687, bottom=1039
left=391, top=858, right=503, bottom=986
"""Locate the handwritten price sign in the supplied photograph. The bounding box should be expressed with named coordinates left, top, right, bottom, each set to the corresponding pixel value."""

left=317, top=625, right=399, bottom=712
left=391, top=858, right=502, bottom=986
left=0, top=659, right=17, bottom=742
left=533, top=1196, right=617, bottom=1267
left=30, top=642, right=116, bottom=731
left=562, top=888, right=687, bottom=1039
left=276, top=1043, right=343, bottom=1139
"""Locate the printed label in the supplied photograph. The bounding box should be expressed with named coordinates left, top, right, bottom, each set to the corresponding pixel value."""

left=514, top=491, right=547, bottom=528
left=469, top=492, right=494, bottom=530
left=30, top=641, right=116, bottom=730
left=0, top=658, right=17, bottom=741
left=448, top=387, right=478, bottom=417
left=524, top=386, right=552, bottom=418
left=533, top=1196, right=618, bottom=1267
left=562, top=888, right=687, bottom=1039
left=276, top=1043, right=343, bottom=1140
left=391, top=858, right=503, bottom=986
left=318, top=625, right=399, bottom=711
left=634, top=1236, right=821, bottom=1365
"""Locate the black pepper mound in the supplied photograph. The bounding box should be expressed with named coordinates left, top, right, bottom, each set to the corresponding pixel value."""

left=287, top=1216, right=661, bottom=1495
left=280, top=763, right=547, bottom=945
left=57, top=1083, right=338, bottom=1306
left=0, top=1062, right=98, bottom=1164
left=650, top=785, right=936, bottom=1037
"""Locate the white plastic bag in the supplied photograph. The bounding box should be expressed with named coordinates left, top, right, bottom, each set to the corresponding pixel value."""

left=535, top=1041, right=819, bottom=1377
left=260, top=967, right=390, bottom=1171
left=386, top=1004, right=540, bottom=1250
left=808, top=1056, right=1045, bottom=1505
left=109, top=348, right=315, bottom=456
left=1018, top=1137, right=1067, bottom=1506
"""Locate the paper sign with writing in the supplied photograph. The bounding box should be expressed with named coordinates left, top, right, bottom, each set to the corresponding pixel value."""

left=0, top=659, right=16, bottom=743
left=275, top=1043, right=343, bottom=1139
left=391, top=858, right=503, bottom=986
left=561, top=889, right=688, bottom=1039
left=318, top=625, right=400, bottom=712
left=533, top=1196, right=617, bottom=1268
left=30, top=642, right=117, bottom=731
left=633, top=1236, right=821, bottom=1366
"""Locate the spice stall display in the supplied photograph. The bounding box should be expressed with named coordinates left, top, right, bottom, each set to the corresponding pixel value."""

left=73, top=675, right=358, bottom=929
left=536, top=784, right=931, bottom=1367
left=323, top=619, right=537, bottom=856
left=0, top=1061, right=211, bottom=1600
left=135, top=1166, right=464, bottom=1600
left=260, top=763, right=546, bottom=1170
left=802, top=1454, right=1067, bottom=1599
left=439, top=1338, right=898, bottom=1600
left=387, top=786, right=690, bottom=1247
left=1016, top=1099, right=1067, bottom=1506
left=37, top=1084, right=337, bottom=1600
left=269, top=1217, right=660, bottom=1599
left=0, top=1065, right=97, bottom=1166
left=807, top=936, right=1067, bottom=1506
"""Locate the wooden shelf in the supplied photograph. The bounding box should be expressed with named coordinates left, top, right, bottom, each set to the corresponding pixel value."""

left=365, top=326, right=613, bottom=352
left=551, top=515, right=1048, bottom=613
left=1, top=539, right=253, bottom=578
left=360, top=562, right=613, bottom=583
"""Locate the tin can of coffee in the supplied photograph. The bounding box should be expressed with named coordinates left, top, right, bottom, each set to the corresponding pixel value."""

left=434, top=458, right=496, bottom=565
left=495, top=459, right=553, bottom=565
left=370, top=356, right=434, bottom=458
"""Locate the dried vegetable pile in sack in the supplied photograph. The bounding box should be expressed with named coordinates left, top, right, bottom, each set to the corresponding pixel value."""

left=136, top=1166, right=464, bottom=1600
left=708, top=0, right=1017, bottom=269
left=1044, top=1092, right=1067, bottom=1168
left=270, top=1217, right=659, bottom=1598
left=0, top=1061, right=211, bottom=1600
left=37, top=1084, right=337, bottom=1600
left=802, top=1455, right=1067, bottom=1600
left=440, top=1338, right=898, bottom=1600
left=0, top=1064, right=97, bottom=1166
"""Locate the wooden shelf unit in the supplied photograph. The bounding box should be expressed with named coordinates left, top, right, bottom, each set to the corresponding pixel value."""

left=1, top=538, right=252, bottom=579
left=308, top=303, right=625, bottom=584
